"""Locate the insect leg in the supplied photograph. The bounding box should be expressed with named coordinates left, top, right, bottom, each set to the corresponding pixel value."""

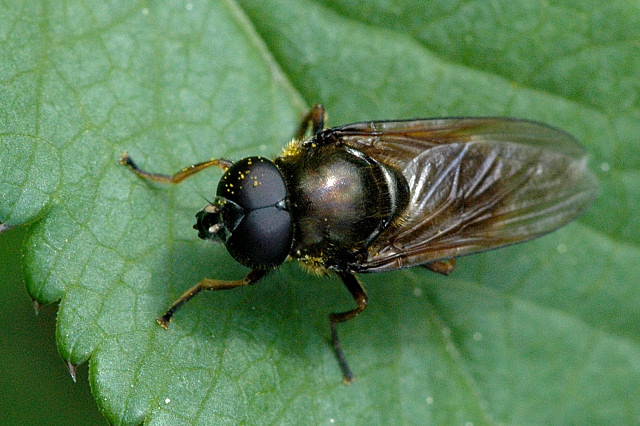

left=330, top=271, right=368, bottom=383
left=424, top=259, right=457, bottom=275
left=120, top=152, right=233, bottom=184
left=294, top=104, right=325, bottom=140
left=157, top=269, right=267, bottom=328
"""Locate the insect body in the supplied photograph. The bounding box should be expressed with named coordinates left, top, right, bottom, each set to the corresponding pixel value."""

left=120, top=104, right=598, bottom=382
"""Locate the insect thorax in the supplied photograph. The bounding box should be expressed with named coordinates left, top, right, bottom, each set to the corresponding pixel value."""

left=276, top=143, right=408, bottom=270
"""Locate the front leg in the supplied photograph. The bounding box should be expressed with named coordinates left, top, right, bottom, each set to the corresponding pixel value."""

left=157, top=269, right=267, bottom=328
left=120, top=152, right=233, bottom=184
left=330, top=271, right=368, bottom=383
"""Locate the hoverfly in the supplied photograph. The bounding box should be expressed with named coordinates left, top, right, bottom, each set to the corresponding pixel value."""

left=120, top=104, right=598, bottom=382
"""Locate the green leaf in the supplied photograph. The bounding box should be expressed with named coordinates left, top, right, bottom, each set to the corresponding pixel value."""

left=1, top=0, right=638, bottom=424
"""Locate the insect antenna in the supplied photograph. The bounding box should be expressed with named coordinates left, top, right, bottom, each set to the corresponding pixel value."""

left=191, top=186, right=215, bottom=206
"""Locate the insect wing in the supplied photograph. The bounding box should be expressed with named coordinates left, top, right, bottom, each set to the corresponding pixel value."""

left=329, top=118, right=598, bottom=272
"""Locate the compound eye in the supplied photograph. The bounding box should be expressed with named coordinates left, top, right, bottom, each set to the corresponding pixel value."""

left=226, top=206, right=292, bottom=269
left=217, top=157, right=288, bottom=210
left=216, top=157, right=292, bottom=269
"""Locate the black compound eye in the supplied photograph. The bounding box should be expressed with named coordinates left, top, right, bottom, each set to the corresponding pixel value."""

left=216, top=157, right=292, bottom=269
left=226, top=206, right=292, bottom=269
left=217, top=157, right=288, bottom=210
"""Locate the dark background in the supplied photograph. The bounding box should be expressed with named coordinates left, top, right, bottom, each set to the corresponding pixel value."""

left=0, top=226, right=104, bottom=424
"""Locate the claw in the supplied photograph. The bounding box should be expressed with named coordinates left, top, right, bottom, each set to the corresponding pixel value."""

left=156, top=317, right=170, bottom=330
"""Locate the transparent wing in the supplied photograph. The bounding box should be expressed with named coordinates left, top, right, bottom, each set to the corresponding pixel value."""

left=327, top=118, right=598, bottom=272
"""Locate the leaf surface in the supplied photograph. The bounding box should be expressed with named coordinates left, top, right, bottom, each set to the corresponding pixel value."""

left=1, top=0, right=638, bottom=424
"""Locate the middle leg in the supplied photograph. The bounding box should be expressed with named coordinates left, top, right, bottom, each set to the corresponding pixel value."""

left=295, top=104, right=326, bottom=140
left=329, top=271, right=368, bottom=383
